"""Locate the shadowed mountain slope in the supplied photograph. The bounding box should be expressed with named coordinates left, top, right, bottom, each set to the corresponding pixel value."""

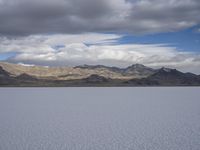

left=0, top=62, right=200, bottom=86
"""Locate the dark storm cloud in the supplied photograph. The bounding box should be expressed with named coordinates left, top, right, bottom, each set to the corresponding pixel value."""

left=0, top=0, right=200, bottom=36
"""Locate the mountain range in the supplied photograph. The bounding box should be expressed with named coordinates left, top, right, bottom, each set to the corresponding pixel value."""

left=0, top=62, right=200, bottom=86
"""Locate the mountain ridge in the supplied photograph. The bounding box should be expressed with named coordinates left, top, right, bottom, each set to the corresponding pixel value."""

left=0, top=62, right=200, bottom=86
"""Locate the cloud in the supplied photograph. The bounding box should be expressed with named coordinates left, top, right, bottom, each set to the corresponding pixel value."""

left=0, top=0, right=200, bottom=36
left=1, top=33, right=200, bottom=74
left=1, top=0, right=199, bottom=73
left=197, top=28, right=200, bottom=33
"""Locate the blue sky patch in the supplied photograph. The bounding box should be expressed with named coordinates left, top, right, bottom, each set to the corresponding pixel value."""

left=118, top=26, right=200, bottom=52
left=0, top=52, right=17, bottom=60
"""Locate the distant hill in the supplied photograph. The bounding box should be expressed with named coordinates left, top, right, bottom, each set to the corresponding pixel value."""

left=123, top=64, right=155, bottom=76
left=0, top=62, right=154, bottom=80
left=0, top=62, right=200, bottom=86
left=126, top=67, right=200, bottom=86
left=147, top=67, right=200, bottom=86
left=75, top=63, right=155, bottom=77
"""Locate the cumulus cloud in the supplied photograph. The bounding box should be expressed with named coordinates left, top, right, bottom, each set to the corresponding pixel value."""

left=0, top=33, right=200, bottom=73
left=0, top=0, right=200, bottom=35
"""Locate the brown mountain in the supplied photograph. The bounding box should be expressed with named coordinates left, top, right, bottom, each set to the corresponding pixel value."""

left=0, top=62, right=153, bottom=80
left=0, top=62, right=200, bottom=86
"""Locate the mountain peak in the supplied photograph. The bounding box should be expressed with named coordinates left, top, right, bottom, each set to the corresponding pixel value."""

left=159, top=67, right=175, bottom=72
left=124, top=64, right=155, bottom=76
left=127, top=64, right=146, bottom=69
left=152, top=67, right=183, bottom=78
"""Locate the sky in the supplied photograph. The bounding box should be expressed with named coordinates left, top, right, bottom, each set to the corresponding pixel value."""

left=0, top=0, right=200, bottom=73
